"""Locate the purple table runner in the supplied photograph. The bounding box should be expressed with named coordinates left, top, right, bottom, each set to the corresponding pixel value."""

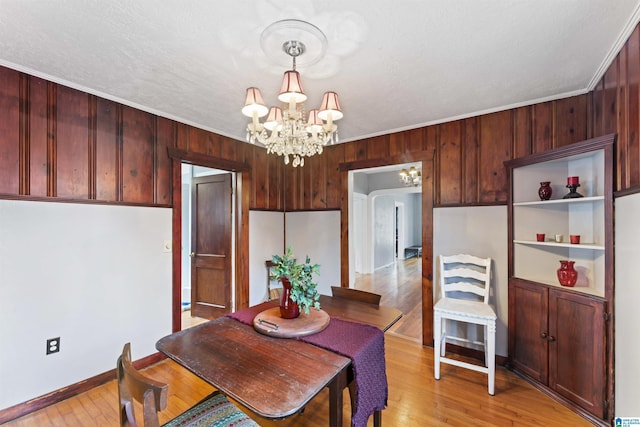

left=227, top=302, right=388, bottom=427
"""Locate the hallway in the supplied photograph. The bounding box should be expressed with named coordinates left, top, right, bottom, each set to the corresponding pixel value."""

left=354, top=257, right=422, bottom=342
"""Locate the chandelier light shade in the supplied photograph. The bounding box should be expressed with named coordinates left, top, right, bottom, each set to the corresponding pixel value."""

left=400, top=167, right=422, bottom=186
left=278, top=70, right=307, bottom=104
left=307, top=109, right=323, bottom=134
left=242, top=87, right=269, bottom=118
left=318, top=92, right=343, bottom=122
left=242, top=21, right=342, bottom=167
left=264, top=107, right=283, bottom=131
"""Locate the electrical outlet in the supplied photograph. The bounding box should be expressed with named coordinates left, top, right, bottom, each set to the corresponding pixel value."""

left=46, top=337, right=60, bottom=355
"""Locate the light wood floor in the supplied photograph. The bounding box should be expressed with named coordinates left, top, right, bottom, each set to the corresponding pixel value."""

left=3, top=258, right=592, bottom=426
left=354, top=257, right=423, bottom=342
left=2, top=333, right=591, bottom=426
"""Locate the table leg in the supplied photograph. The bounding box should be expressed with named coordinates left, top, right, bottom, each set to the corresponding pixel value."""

left=329, top=368, right=348, bottom=427
left=373, top=409, right=382, bottom=427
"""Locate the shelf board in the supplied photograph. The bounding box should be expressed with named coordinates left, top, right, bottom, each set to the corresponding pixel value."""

left=511, top=276, right=605, bottom=298
left=513, top=240, right=605, bottom=250
left=513, top=195, right=604, bottom=206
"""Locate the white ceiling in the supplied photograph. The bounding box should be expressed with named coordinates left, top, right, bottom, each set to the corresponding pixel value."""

left=1, top=1, right=639, bottom=144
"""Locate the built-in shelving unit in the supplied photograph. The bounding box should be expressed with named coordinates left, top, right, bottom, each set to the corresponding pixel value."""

left=511, top=145, right=607, bottom=297
left=505, top=134, right=615, bottom=425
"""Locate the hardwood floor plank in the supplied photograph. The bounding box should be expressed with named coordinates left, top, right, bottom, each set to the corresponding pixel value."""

left=355, top=257, right=423, bottom=342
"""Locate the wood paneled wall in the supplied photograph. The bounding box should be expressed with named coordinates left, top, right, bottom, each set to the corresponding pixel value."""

left=0, top=66, right=281, bottom=209
left=3, top=24, right=640, bottom=211
left=284, top=97, right=590, bottom=211
left=593, top=24, right=640, bottom=192
left=4, top=20, right=640, bottom=211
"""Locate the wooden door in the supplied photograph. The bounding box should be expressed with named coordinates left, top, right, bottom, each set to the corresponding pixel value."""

left=191, top=173, right=232, bottom=319
left=509, top=279, right=549, bottom=383
left=548, top=289, right=606, bottom=418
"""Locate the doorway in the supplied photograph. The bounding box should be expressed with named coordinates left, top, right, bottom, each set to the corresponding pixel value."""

left=168, top=147, right=251, bottom=333
left=347, top=163, right=423, bottom=341
left=180, top=164, right=236, bottom=329
left=350, top=164, right=422, bottom=274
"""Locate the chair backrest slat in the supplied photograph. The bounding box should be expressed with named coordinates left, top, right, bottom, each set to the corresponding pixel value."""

left=441, top=266, right=489, bottom=282
left=442, top=281, right=486, bottom=297
left=117, top=343, right=168, bottom=427
left=438, top=254, right=492, bottom=303
left=331, top=286, right=382, bottom=306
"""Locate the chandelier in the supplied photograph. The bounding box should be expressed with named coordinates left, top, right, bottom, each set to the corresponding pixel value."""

left=241, top=21, right=342, bottom=167
left=400, top=167, right=422, bottom=186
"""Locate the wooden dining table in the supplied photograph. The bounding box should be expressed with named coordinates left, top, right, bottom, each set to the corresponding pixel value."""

left=156, top=294, right=402, bottom=427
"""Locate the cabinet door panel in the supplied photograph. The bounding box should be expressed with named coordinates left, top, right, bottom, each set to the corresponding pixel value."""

left=510, top=280, right=548, bottom=383
left=548, top=290, right=605, bottom=418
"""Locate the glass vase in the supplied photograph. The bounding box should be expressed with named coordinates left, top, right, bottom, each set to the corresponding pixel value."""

left=538, top=181, right=552, bottom=200
left=279, top=277, right=300, bottom=319
left=557, top=260, right=578, bottom=287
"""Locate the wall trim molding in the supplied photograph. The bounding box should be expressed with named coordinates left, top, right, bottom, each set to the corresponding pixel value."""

left=167, top=147, right=250, bottom=172
left=0, top=352, right=164, bottom=424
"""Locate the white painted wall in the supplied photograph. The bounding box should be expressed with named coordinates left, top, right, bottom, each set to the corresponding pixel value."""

left=433, top=206, right=508, bottom=357
left=613, top=193, right=640, bottom=416
left=368, top=170, right=413, bottom=191
left=353, top=193, right=367, bottom=273
left=248, top=210, right=340, bottom=301
left=353, top=172, right=369, bottom=194
left=248, top=211, right=284, bottom=306
left=372, top=193, right=422, bottom=269
left=405, top=193, right=422, bottom=247
left=285, top=211, right=341, bottom=296
left=0, top=200, right=172, bottom=409
left=413, top=193, right=423, bottom=246
left=374, top=196, right=396, bottom=269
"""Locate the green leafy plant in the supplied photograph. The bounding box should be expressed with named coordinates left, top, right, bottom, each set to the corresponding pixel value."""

left=270, top=246, right=321, bottom=314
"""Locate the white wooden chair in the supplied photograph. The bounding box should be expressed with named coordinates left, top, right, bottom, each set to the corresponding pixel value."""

left=433, top=254, right=497, bottom=395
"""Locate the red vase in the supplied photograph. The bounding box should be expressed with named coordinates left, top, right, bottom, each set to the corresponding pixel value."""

left=279, top=277, right=300, bottom=319
left=557, top=260, right=578, bottom=287
left=538, top=181, right=552, bottom=200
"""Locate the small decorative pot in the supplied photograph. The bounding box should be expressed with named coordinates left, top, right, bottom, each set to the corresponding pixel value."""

left=557, top=260, right=578, bottom=287
left=538, top=181, right=552, bottom=201
left=279, top=277, right=300, bottom=319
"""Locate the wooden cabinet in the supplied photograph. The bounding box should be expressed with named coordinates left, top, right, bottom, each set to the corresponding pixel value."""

left=509, top=279, right=606, bottom=417
left=549, top=288, right=606, bottom=416
left=509, top=279, right=548, bottom=382
left=505, top=135, right=614, bottom=424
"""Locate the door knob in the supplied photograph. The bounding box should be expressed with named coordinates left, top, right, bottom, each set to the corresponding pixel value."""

left=190, top=252, right=196, bottom=257
left=540, top=332, right=547, bottom=339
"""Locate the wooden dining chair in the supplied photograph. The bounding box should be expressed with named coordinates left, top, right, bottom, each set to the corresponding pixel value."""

left=265, top=260, right=283, bottom=301
left=330, top=286, right=382, bottom=306
left=433, top=254, right=497, bottom=395
left=117, top=343, right=258, bottom=427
